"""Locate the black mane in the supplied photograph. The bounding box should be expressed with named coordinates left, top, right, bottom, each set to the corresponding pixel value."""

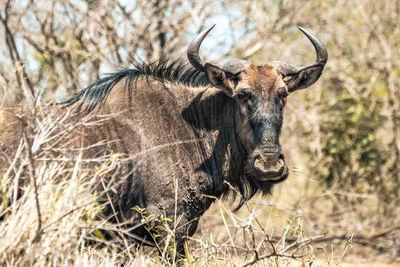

left=62, top=59, right=210, bottom=112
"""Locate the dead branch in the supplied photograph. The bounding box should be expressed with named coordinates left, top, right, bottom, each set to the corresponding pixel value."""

left=21, top=121, right=42, bottom=242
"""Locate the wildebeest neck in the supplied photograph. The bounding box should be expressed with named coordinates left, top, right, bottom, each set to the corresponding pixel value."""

left=181, top=89, right=247, bottom=196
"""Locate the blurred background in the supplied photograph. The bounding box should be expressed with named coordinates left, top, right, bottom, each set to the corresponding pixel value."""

left=1, top=0, right=399, bottom=265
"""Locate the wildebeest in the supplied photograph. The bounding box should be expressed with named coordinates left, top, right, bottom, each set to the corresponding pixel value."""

left=0, top=25, right=327, bottom=256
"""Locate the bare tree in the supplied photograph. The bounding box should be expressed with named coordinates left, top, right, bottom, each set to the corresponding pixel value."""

left=0, top=0, right=230, bottom=104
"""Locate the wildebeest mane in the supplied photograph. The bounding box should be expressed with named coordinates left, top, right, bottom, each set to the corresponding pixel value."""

left=62, top=59, right=210, bottom=112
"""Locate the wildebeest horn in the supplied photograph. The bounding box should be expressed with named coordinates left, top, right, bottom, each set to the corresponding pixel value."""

left=298, top=26, right=328, bottom=65
left=272, top=26, right=328, bottom=91
left=272, top=27, right=328, bottom=76
left=187, top=25, right=215, bottom=72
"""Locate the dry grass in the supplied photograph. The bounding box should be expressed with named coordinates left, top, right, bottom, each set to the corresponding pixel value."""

left=2, top=168, right=399, bottom=267
left=1, top=155, right=399, bottom=266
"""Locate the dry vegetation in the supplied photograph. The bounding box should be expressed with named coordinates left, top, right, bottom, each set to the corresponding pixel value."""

left=1, top=0, right=399, bottom=266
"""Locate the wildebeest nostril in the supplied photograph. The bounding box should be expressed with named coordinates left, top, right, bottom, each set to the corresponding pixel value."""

left=261, top=148, right=280, bottom=155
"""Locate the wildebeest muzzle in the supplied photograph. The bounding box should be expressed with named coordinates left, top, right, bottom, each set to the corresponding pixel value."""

left=249, top=148, right=288, bottom=181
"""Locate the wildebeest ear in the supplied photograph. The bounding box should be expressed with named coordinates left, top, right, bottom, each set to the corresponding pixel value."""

left=204, top=63, right=235, bottom=96
left=285, top=64, right=324, bottom=92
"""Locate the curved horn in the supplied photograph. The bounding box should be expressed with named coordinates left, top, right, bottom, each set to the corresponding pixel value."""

left=272, top=27, right=328, bottom=92
left=187, top=25, right=215, bottom=72
left=272, top=27, right=328, bottom=76
left=298, top=26, right=328, bottom=65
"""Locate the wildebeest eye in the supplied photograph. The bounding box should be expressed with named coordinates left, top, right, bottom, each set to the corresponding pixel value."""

left=236, top=91, right=253, bottom=101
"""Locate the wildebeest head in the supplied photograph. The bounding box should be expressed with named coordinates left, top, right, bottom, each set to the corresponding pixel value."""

left=187, top=25, right=327, bottom=183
